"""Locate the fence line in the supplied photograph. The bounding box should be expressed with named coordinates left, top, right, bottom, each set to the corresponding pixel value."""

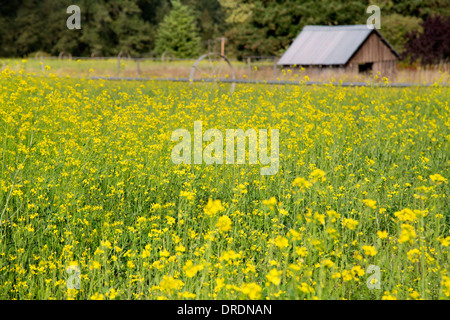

left=3, top=56, right=449, bottom=87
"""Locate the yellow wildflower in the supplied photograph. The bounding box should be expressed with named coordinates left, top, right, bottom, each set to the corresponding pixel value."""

left=292, top=177, right=312, bottom=191
left=362, top=245, right=377, bottom=256
left=430, top=173, right=446, bottom=184
left=363, top=199, right=377, bottom=209
left=160, top=276, right=184, bottom=293
left=204, top=198, right=224, bottom=216
left=216, top=215, right=232, bottom=232
left=241, top=283, right=262, bottom=299
left=438, top=236, right=450, bottom=247
left=273, top=236, right=289, bottom=249
left=377, top=230, right=388, bottom=239
left=90, top=292, right=105, bottom=300
left=394, top=208, right=417, bottom=222
left=398, top=224, right=416, bottom=244
left=342, top=218, right=359, bottom=230
left=266, top=269, right=282, bottom=286
left=310, top=169, right=326, bottom=182
left=407, top=248, right=421, bottom=263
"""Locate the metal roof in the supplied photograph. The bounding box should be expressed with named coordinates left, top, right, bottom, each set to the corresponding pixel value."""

left=278, top=25, right=398, bottom=66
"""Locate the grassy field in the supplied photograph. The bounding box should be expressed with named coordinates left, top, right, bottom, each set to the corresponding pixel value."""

left=2, top=57, right=449, bottom=84
left=0, top=67, right=449, bottom=300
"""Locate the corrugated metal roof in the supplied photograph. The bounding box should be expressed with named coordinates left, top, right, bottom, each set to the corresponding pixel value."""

left=278, top=25, right=394, bottom=66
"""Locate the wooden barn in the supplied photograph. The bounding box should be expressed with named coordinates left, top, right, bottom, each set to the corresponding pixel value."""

left=278, top=25, right=400, bottom=78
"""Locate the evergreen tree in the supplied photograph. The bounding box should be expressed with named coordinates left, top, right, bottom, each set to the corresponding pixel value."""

left=154, top=0, right=201, bottom=58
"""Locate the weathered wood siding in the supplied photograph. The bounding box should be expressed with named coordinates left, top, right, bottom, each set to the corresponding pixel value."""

left=345, top=32, right=398, bottom=77
left=348, top=32, right=397, bottom=64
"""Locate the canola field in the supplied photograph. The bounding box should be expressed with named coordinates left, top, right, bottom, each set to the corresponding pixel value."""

left=0, top=68, right=449, bottom=300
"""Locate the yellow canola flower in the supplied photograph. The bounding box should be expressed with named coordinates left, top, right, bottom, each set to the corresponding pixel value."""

left=438, top=236, right=450, bottom=247
left=262, top=197, right=277, bottom=206
left=204, top=198, right=224, bottom=216
left=266, top=269, right=282, bottom=286
left=298, top=282, right=315, bottom=294
left=362, top=245, right=377, bottom=256
left=100, top=240, right=112, bottom=249
left=398, top=224, right=416, bottom=245
left=219, top=250, right=240, bottom=262
left=341, top=270, right=353, bottom=281
left=262, top=196, right=277, bottom=211
left=183, top=260, right=203, bottom=278
left=180, top=190, right=195, bottom=200
left=89, top=261, right=101, bottom=270
left=313, top=212, right=325, bottom=225
left=377, top=230, right=388, bottom=239
left=216, top=215, right=232, bottom=232
left=215, top=278, right=225, bottom=292
left=180, top=292, right=196, bottom=299
left=295, top=247, right=308, bottom=257
left=292, top=177, right=312, bottom=191
left=342, top=218, right=359, bottom=230
left=407, top=248, right=421, bottom=263
left=382, top=291, right=397, bottom=300
left=326, top=210, right=341, bottom=222
left=351, top=265, right=365, bottom=277
left=159, top=249, right=170, bottom=257
left=394, top=208, right=417, bottom=222
left=430, top=173, right=447, bottom=184
left=68, top=261, right=79, bottom=267
left=409, top=291, right=420, bottom=299
left=363, top=199, right=377, bottom=209
left=331, top=272, right=341, bottom=279
left=273, top=235, right=289, bottom=249
left=107, top=288, right=118, bottom=299
left=241, top=283, right=262, bottom=300
left=159, top=276, right=184, bottom=293
left=67, top=288, right=78, bottom=300
left=310, top=169, right=326, bottom=182
left=94, top=247, right=104, bottom=255
left=321, top=259, right=334, bottom=268
left=141, top=248, right=151, bottom=259
left=175, top=244, right=186, bottom=253
left=441, top=276, right=450, bottom=297
left=90, top=292, right=105, bottom=300
left=289, top=229, right=301, bottom=241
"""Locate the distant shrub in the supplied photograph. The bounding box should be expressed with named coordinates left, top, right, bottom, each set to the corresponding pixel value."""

left=404, top=14, right=450, bottom=65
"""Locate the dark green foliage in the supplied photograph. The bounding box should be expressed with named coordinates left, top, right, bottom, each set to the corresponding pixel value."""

left=154, top=0, right=201, bottom=58
left=404, top=14, right=450, bottom=64
left=0, top=0, right=448, bottom=59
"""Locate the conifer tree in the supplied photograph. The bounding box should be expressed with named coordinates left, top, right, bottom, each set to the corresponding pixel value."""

left=155, top=0, right=201, bottom=58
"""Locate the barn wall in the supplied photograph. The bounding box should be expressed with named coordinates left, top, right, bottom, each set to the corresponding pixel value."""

left=344, top=60, right=397, bottom=78
left=348, top=32, right=397, bottom=64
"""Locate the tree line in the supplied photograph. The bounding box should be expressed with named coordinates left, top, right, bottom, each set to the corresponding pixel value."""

left=0, top=0, right=449, bottom=64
